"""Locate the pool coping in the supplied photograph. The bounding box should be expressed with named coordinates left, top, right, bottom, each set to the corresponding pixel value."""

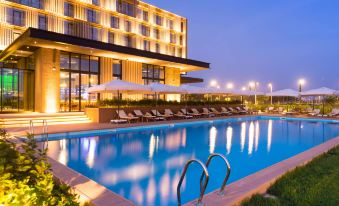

left=184, top=135, right=339, bottom=206
left=48, top=156, right=135, bottom=206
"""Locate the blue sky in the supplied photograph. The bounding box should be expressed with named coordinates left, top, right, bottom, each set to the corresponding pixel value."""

left=145, top=0, right=339, bottom=91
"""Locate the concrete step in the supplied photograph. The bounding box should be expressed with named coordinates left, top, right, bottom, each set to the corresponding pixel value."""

left=0, top=113, right=92, bottom=128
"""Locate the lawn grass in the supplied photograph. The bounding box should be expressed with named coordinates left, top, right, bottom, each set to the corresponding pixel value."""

left=242, top=146, right=339, bottom=206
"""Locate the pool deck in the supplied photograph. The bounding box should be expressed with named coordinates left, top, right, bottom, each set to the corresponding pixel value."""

left=8, top=114, right=339, bottom=206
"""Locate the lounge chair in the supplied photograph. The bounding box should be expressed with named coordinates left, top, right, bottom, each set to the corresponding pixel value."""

left=134, top=110, right=162, bottom=122
left=329, top=108, right=339, bottom=117
left=151, top=110, right=171, bottom=119
left=236, top=106, right=248, bottom=114
left=202, top=108, right=215, bottom=117
left=220, top=107, right=232, bottom=115
left=165, top=109, right=192, bottom=119
left=267, top=107, right=274, bottom=113
left=190, top=108, right=203, bottom=117
left=308, top=109, right=320, bottom=116
left=114, top=110, right=139, bottom=123
left=227, top=107, right=240, bottom=114
left=180, top=109, right=201, bottom=117
left=210, top=108, right=222, bottom=116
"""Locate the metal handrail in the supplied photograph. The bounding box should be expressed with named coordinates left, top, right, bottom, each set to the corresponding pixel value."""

left=29, top=120, right=34, bottom=135
left=200, top=153, right=231, bottom=196
left=42, top=119, right=48, bottom=149
left=177, top=159, right=209, bottom=206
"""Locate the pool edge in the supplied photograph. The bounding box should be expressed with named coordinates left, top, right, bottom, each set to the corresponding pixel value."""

left=184, top=135, right=339, bottom=206
left=48, top=156, right=136, bottom=206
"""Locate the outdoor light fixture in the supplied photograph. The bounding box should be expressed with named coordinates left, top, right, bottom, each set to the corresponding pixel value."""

left=226, top=83, right=234, bottom=89
left=298, top=78, right=305, bottom=92
left=210, top=79, right=218, bottom=87
left=241, top=87, right=247, bottom=91
left=268, top=83, right=273, bottom=105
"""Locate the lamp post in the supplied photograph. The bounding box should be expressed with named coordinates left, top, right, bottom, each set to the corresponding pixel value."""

left=298, top=79, right=305, bottom=103
left=268, top=83, right=273, bottom=105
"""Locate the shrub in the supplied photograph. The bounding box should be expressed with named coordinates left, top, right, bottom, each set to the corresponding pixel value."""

left=0, top=130, right=79, bottom=206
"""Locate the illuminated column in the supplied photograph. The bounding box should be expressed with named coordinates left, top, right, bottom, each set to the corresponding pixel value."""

left=34, top=48, right=60, bottom=113
left=165, top=67, right=181, bottom=101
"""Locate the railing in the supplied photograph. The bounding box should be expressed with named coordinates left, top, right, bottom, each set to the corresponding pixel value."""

left=200, top=153, right=231, bottom=196
left=29, top=119, right=49, bottom=149
left=177, top=159, right=209, bottom=206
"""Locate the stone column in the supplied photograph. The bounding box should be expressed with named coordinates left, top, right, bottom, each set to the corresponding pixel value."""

left=34, top=48, right=60, bottom=113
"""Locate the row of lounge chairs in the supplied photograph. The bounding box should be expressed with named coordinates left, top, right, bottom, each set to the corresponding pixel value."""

left=267, top=107, right=339, bottom=117
left=112, top=106, right=250, bottom=124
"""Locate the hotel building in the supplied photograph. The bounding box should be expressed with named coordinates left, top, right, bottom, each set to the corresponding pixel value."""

left=0, top=0, right=209, bottom=113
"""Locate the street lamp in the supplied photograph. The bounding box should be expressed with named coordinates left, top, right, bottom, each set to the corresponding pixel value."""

left=210, top=79, right=218, bottom=87
left=268, top=83, right=273, bottom=105
left=226, top=82, right=234, bottom=90
left=249, top=81, right=259, bottom=104
left=298, top=79, right=305, bottom=92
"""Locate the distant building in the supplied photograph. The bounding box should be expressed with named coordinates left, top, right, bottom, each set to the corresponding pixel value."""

left=0, top=0, right=209, bottom=113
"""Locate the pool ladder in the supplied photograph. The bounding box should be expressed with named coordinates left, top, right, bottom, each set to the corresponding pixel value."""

left=29, top=119, right=49, bottom=149
left=177, top=153, right=231, bottom=206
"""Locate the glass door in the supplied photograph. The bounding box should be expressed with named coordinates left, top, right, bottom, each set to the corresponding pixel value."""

left=1, top=68, right=19, bottom=112
left=70, top=73, right=80, bottom=112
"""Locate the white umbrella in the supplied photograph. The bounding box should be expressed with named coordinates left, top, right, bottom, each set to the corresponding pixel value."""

left=300, top=87, right=338, bottom=96
left=87, top=80, right=152, bottom=118
left=266, top=89, right=299, bottom=97
left=87, top=79, right=151, bottom=94
left=148, top=83, right=187, bottom=116
left=301, top=87, right=339, bottom=115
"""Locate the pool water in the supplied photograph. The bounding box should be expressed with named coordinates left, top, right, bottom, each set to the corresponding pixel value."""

left=45, top=116, right=339, bottom=206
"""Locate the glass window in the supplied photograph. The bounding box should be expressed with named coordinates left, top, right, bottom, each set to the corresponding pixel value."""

left=64, top=2, right=74, bottom=17
left=60, top=52, right=69, bottom=70
left=155, top=43, right=160, bottom=53
left=167, top=19, right=174, bottom=29
left=180, top=35, right=183, bottom=45
left=108, top=32, right=115, bottom=44
left=125, top=20, right=131, bottom=32
left=8, top=8, right=25, bottom=26
left=116, top=0, right=135, bottom=17
left=64, top=21, right=75, bottom=36
left=142, top=64, right=165, bottom=85
left=141, top=25, right=150, bottom=37
left=81, top=55, right=90, bottom=72
left=153, top=29, right=160, bottom=39
left=143, top=10, right=148, bottom=21
left=143, top=40, right=150, bottom=51
left=7, top=0, right=43, bottom=9
left=70, top=54, right=80, bottom=70
left=89, top=27, right=98, bottom=41
left=92, top=0, right=100, bottom=6
left=38, top=14, right=47, bottom=30
left=154, top=15, right=162, bottom=26
left=87, top=9, right=97, bottom=23
left=90, top=56, right=99, bottom=73
left=170, top=33, right=176, bottom=44
left=124, top=35, right=132, bottom=47
left=181, top=22, right=184, bottom=32
left=112, top=63, right=122, bottom=80
left=110, top=16, right=119, bottom=29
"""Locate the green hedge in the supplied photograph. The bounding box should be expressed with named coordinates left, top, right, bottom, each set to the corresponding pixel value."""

left=0, top=130, right=80, bottom=206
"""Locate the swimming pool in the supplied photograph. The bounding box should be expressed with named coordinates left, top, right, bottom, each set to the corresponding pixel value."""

left=45, top=116, right=339, bottom=206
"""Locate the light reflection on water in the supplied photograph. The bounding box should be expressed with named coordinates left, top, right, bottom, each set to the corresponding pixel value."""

left=47, top=118, right=339, bottom=206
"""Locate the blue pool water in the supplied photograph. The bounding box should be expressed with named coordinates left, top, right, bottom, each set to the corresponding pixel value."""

left=45, top=116, right=339, bottom=206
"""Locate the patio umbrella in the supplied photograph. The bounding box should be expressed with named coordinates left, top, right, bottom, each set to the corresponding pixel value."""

left=301, top=87, right=339, bottom=116
left=266, top=89, right=299, bottom=111
left=148, top=83, right=187, bottom=116
left=87, top=79, right=151, bottom=118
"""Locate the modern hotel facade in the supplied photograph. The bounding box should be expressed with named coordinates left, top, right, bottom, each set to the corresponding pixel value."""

left=0, top=0, right=209, bottom=113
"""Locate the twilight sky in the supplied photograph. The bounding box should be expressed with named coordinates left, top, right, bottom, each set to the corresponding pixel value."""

left=145, top=0, right=339, bottom=91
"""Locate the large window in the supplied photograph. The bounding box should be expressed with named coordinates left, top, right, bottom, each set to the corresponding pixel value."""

left=0, top=58, right=35, bottom=113
left=8, top=0, right=43, bottom=9
left=125, top=20, right=131, bottom=32
left=64, top=2, right=74, bottom=17
left=117, top=0, right=135, bottom=17
left=154, top=15, right=163, bottom=26
left=112, top=61, right=122, bottom=80
left=142, top=64, right=165, bottom=85
left=140, top=25, right=150, bottom=37
left=87, top=9, right=98, bottom=23
left=7, top=8, right=25, bottom=26
left=110, top=16, right=120, bottom=29
left=60, top=52, right=99, bottom=112
left=64, top=21, right=75, bottom=36
left=38, top=14, right=47, bottom=30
